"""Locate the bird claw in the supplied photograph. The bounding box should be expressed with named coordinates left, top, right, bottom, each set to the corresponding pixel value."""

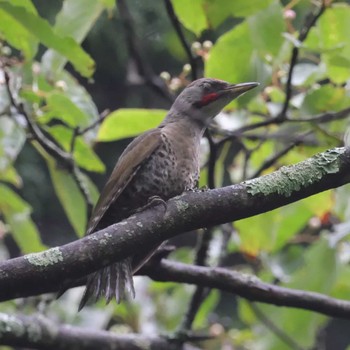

left=135, top=195, right=167, bottom=214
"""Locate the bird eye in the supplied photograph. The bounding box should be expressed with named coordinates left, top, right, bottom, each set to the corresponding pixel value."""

left=202, top=82, right=211, bottom=91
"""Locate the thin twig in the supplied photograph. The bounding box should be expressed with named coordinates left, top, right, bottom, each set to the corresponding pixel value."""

left=217, top=117, right=285, bottom=147
left=4, top=69, right=94, bottom=218
left=242, top=137, right=265, bottom=180
left=178, top=228, right=213, bottom=333
left=4, top=70, right=73, bottom=168
left=279, top=0, right=327, bottom=118
left=215, top=0, right=327, bottom=147
left=250, top=131, right=313, bottom=179
left=289, top=106, right=350, bottom=124
left=69, top=109, right=110, bottom=153
left=216, top=100, right=347, bottom=148
left=163, top=0, right=198, bottom=81
left=117, top=0, right=174, bottom=102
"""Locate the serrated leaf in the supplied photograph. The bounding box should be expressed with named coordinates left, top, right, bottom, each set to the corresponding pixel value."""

left=97, top=109, right=167, bottom=142
left=0, top=1, right=94, bottom=77
left=48, top=125, right=105, bottom=173
left=0, top=184, right=46, bottom=253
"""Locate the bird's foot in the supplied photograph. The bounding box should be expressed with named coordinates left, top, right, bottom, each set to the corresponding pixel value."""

left=136, top=195, right=167, bottom=214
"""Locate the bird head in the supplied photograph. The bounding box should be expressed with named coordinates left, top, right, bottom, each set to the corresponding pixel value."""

left=169, top=78, right=259, bottom=126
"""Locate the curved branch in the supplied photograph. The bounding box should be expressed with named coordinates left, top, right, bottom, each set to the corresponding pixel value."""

left=0, top=147, right=349, bottom=311
left=141, top=259, right=350, bottom=319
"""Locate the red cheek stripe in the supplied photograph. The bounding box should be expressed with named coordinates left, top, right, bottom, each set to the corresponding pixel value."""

left=201, top=92, right=219, bottom=105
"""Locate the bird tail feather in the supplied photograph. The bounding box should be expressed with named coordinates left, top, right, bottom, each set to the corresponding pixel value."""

left=78, top=258, right=135, bottom=311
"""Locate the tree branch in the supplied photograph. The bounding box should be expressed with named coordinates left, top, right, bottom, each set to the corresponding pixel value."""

left=0, top=147, right=349, bottom=316
left=0, top=312, right=184, bottom=350
left=141, top=259, right=350, bottom=320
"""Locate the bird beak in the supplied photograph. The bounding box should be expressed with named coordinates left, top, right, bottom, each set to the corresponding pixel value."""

left=225, top=82, right=260, bottom=96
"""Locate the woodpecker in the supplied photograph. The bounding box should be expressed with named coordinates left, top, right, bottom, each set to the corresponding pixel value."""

left=79, top=78, right=259, bottom=310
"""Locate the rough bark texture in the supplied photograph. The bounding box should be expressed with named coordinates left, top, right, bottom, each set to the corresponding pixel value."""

left=0, top=147, right=349, bottom=307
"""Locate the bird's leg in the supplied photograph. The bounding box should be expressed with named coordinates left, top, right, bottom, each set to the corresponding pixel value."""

left=135, top=195, right=167, bottom=214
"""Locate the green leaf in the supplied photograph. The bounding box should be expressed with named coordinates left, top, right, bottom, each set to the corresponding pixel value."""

left=57, top=70, right=100, bottom=126
left=34, top=70, right=100, bottom=128
left=227, top=0, right=274, bottom=17
left=42, top=0, right=108, bottom=76
left=0, top=116, right=26, bottom=173
left=253, top=238, right=336, bottom=350
left=35, top=144, right=93, bottom=237
left=235, top=191, right=333, bottom=255
left=331, top=264, right=350, bottom=300
left=301, top=85, right=350, bottom=115
left=42, top=92, right=92, bottom=128
left=305, top=4, right=350, bottom=83
left=171, top=0, right=207, bottom=36
left=205, top=22, right=255, bottom=84
left=0, top=1, right=95, bottom=77
left=47, top=160, right=87, bottom=237
left=97, top=109, right=167, bottom=142
left=205, top=2, right=285, bottom=84
left=0, top=184, right=46, bottom=253
left=48, top=125, right=105, bottom=173
left=100, top=0, right=115, bottom=9
left=193, top=290, right=219, bottom=329
left=204, top=0, right=274, bottom=28
left=0, top=7, right=38, bottom=59
left=0, top=0, right=37, bottom=13
left=247, top=1, right=285, bottom=57
left=0, top=165, right=22, bottom=187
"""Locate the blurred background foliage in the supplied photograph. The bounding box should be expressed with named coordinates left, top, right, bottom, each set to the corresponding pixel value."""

left=1, top=0, right=350, bottom=349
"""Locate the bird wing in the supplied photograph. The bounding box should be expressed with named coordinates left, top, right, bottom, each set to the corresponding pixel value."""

left=86, top=128, right=162, bottom=235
